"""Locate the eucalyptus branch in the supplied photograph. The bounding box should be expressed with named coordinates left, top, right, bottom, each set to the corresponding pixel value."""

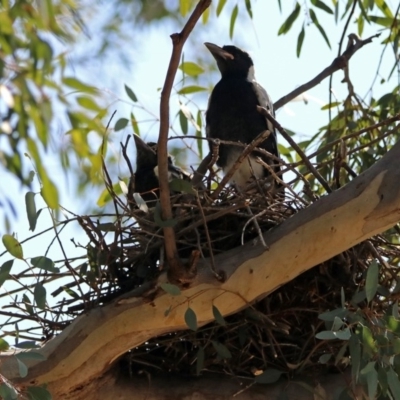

left=274, top=33, right=381, bottom=111
left=158, top=0, right=211, bottom=283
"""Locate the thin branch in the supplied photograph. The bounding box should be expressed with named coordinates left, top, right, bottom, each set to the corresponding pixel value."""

left=157, top=0, right=211, bottom=283
left=274, top=33, right=381, bottom=111
left=258, top=106, right=332, bottom=193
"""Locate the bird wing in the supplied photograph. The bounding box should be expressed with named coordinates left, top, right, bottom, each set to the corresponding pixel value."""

left=250, top=80, right=276, bottom=139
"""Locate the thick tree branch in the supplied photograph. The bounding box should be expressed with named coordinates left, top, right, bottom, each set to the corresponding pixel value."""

left=274, top=33, right=381, bottom=111
left=158, top=0, right=211, bottom=283
left=2, top=140, right=400, bottom=398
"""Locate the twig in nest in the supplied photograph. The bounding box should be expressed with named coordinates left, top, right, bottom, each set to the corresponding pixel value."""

left=191, top=153, right=211, bottom=189
left=241, top=207, right=268, bottom=248
left=195, top=193, right=222, bottom=281
left=211, top=130, right=271, bottom=200
left=258, top=106, right=333, bottom=194
left=274, top=32, right=381, bottom=111
left=157, top=0, right=211, bottom=283
left=256, top=157, right=309, bottom=207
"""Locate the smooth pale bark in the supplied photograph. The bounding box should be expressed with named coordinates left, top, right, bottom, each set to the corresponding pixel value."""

left=1, top=141, right=400, bottom=399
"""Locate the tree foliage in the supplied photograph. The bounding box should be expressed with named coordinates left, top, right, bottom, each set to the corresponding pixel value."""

left=0, top=0, right=400, bottom=399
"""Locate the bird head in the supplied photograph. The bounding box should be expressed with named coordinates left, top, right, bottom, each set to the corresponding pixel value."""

left=130, top=135, right=190, bottom=206
left=133, top=135, right=158, bottom=172
left=204, top=42, right=254, bottom=79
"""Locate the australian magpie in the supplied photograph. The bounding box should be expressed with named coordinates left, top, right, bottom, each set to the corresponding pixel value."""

left=205, top=42, right=281, bottom=193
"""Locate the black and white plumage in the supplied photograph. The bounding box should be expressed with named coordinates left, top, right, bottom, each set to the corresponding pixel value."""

left=128, top=135, right=189, bottom=208
left=204, top=42, right=281, bottom=192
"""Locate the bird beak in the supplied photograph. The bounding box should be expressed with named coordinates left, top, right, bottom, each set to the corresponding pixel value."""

left=133, top=134, right=156, bottom=155
left=204, top=42, right=234, bottom=61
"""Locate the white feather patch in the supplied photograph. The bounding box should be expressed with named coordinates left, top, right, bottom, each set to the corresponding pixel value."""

left=224, top=149, right=264, bottom=189
left=247, top=67, right=275, bottom=136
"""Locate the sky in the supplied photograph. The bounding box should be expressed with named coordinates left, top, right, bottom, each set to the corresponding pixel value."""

left=0, top=0, right=398, bottom=340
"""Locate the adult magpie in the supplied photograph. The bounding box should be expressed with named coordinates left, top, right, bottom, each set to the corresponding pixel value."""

left=205, top=42, right=281, bottom=193
left=128, top=135, right=189, bottom=208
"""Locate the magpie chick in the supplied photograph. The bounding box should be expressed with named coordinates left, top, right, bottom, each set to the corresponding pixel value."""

left=128, top=135, right=189, bottom=208
left=205, top=42, right=281, bottom=193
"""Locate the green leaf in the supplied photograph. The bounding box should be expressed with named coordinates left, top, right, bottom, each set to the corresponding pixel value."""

left=229, top=5, right=238, bottom=39
left=0, top=383, right=17, bottom=400
left=185, top=307, right=198, bottom=331
left=319, top=353, right=332, bottom=364
left=179, top=102, right=200, bottom=131
left=366, top=368, right=378, bottom=399
left=367, top=15, right=394, bottom=27
left=2, top=235, right=24, bottom=259
left=212, top=305, right=226, bottom=326
left=309, top=9, right=331, bottom=48
left=357, top=16, right=364, bottom=36
left=216, top=0, right=228, bottom=16
left=130, top=112, right=140, bottom=135
left=179, top=0, right=191, bottom=16
left=179, top=110, right=188, bottom=134
left=388, top=367, right=400, bottom=398
left=179, top=62, right=204, bottom=76
left=310, top=0, right=333, bottom=14
left=62, top=77, right=97, bottom=94
left=349, top=334, right=361, bottom=382
left=40, top=177, right=59, bottom=209
left=97, top=182, right=123, bottom=207
left=360, top=361, right=375, bottom=375
left=169, top=178, right=195, bottom=194
left=76, top=96, right=102, bottom=112
left=61, top=286, right=79, bottom=299
left=23, top=294, right=34, bottom=316
left=392, top=338, right=400, bottom=354
left=160, top=283, right=181, bottom=296
left=114, top=118, right=129, bottom=131
left=16, top=351, right=46, bottom=361
left=335, top=328, right=351, bottom=340
left=31, top=256, right=59, bottom=272
left=27, top=386, right=52, bottom=400
left=16, top=357, right=28, bottom=378
left=386, top=315, right=400, bottom=335
left=316, top=330, right=337, bottom=340
left=34, top=283, right=46, bottom=310
left=365, top=260, right=379, bottom=302
left=332, top=316, right=344, bottom=331
left=211, top=340, right=232, bottom=359
left=14, top=341, right=40, bottom=349
left=319, top=308, right=347, bottom=323
left=124, top=84, right=138, bottom=102
left=254, top=368, right=283, bottom=384
left=321, top=101, right=341, bottom=110
left=0, top=338, right=9, bottom=351
left=0, top=260, right=13, bottom=287
left=245, top=0, right=253, bottom=18
left=25, top=192, right=37, bottom=231
left=361, top=326, right=377, bottom=357
left=376, top=0, right=394, bottom=18
left=278, top=2, right=301, bottom=35
left=196, top=346, right=205, bottom=375
left=178, top=85, right=207, bottom=95
left=296, top=26, right=305, bottom=57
